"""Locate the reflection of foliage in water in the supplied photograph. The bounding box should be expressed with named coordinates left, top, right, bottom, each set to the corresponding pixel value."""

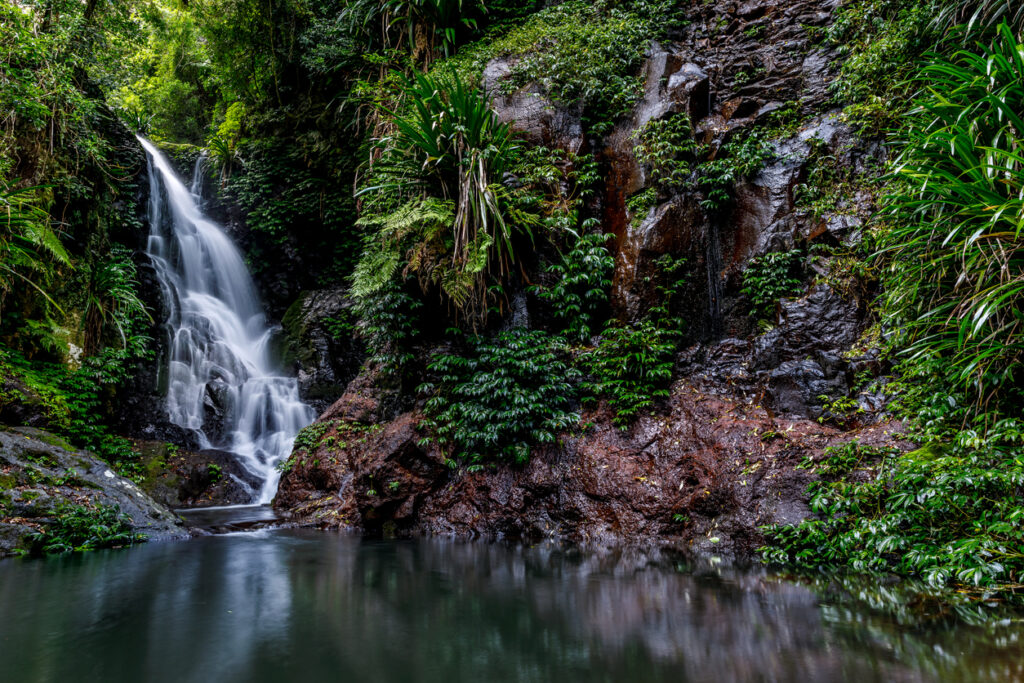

left=767, top=570, right=1024, bottom=682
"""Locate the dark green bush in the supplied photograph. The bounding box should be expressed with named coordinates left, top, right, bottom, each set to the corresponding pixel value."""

left=418, top=329, right=580, bottom=467
left=697, top=130, right=775, bottom=211
left=632, top=114, right=700, bottom=191
left=763, top=440, right=1024, bottom=589
left=28, top=503, right=146, bottom=556
left=582, top=322, right=675, bottom=429
left=533, top=226, right=614, bottom=343
left=741, top=249, right=804, bottom=321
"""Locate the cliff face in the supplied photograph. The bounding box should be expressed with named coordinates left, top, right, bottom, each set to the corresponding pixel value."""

left=274, top=0, right=902, bottom=557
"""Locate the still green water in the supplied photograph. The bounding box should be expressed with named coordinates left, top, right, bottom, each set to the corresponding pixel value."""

left=0, top=530, right=1021, bottom=682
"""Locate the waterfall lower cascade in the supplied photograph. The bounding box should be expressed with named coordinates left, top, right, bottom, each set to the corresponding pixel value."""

left=139, top=136, right=315, bottom=503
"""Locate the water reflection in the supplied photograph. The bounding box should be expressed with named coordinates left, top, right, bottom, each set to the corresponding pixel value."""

left=0, top=532, right=1021, bottom=682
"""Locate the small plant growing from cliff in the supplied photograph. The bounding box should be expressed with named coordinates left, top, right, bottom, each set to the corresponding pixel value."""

left=293, top=421, right=332, bottom=453
left=533, top=224, right=614, bottom=343
left=632, top=113, right=700, bottom=191
left=580, top=254, right=686, bottom=428
left=353, top=276, right=424, bottom=374
left=418, top=329, right=580, bottom=467
left=697, top=130, right=775, bottom=211
left=626, top=188, right=657, bottom=228
left=741, top=249, right=804, bottom=321
left=27, top=503, right=146, bottom=556
left=581, top=321, right=676, bottom=428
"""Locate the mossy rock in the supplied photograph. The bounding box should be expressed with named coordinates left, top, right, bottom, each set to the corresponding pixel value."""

left=905, top=443, right=948, bottom=462
left=31, top=432, right=75, bottom=452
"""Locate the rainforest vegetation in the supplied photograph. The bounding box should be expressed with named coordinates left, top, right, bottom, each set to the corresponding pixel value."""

left=1, top=0, right=1024, bottom=598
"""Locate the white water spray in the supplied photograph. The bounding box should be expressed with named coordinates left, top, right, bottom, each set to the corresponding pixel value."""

left=139, top=136, right=314, bottom=503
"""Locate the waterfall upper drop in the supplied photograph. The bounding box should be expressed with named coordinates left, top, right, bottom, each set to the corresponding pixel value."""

left=139, top=136, right=315, bottom=503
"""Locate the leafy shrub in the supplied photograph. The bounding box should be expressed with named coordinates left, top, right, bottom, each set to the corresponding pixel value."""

left=582, top=322, right=675, bottom=428
left=762, top=440, right=1024, bottom=590
left=626, top=188, right=657, bottom=228
left=632, top=114, right=700, bottom=191
left=506, top=145, right=600, bottom=223
left=418, top=329, right=580, bottom=467
left=533, top=226, right=614, bottom=343
left=741, top=249, right=804, bottom=321
left=292, top=420, right=333, bottom=453
left=343, top=0, right=485, bottom=60
left=353, top=277, right=424, bottom=374
left=793, top=137, right=860, bottom=220
left=28, top=503, right=146, bottom=556
left=697, top=130, right=775, bottom=211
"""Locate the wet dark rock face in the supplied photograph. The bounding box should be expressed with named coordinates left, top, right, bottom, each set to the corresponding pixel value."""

left=275, top=377, right=904, bottom=557
left=133, top=442, right=264, bottom=509
left=280, top=289, right=366, bottom=415
left=0, top=428, right=188, bottom=557
left=276, top=0, right=899, bottom=557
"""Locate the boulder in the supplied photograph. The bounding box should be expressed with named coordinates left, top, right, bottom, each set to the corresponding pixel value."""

left=281, top=288, right=366, bottom=414
left=483, top=58, right=584, bottom=152
left=0, top=427, right=188, bottom=557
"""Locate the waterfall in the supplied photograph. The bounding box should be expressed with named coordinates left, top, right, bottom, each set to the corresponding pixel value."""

left=139, top=136, right=315, bottom=504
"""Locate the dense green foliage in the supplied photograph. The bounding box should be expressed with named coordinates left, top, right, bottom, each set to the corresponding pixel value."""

left=581, top=255, right=685, bottom=428
left=581, top=322, right=675, bottom=428
left=632, top=114, right=700, bottom=192
left=0, top=349, right=147, bottom=480
left=741, top=250, right=804, bottom=321
left=765, top=440, right=1024, bottom=588
left=28, top=503, right=145, bottom=556
left=419, top=330, right=579, bottom=467
left=760, top=7, right=1024, bottom=594
left=0, top=2, right=158, bottom=478
left=533, top=227, right=614, bottom=343
left=697, top=130, right=775, bottom=211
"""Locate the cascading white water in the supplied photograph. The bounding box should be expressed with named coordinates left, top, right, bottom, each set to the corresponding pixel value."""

left=139, top=136, right=315, bottom=504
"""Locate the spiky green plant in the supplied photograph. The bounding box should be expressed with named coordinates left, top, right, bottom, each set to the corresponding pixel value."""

left=358, top=70, right=523, bottom=325
left=879, top=23, right=1024, bottom=411
left=933, top=0, right=1024, bottom=37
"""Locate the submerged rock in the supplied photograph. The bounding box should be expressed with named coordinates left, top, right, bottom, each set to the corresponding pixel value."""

left=0, top=428, right=188, bottom=557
